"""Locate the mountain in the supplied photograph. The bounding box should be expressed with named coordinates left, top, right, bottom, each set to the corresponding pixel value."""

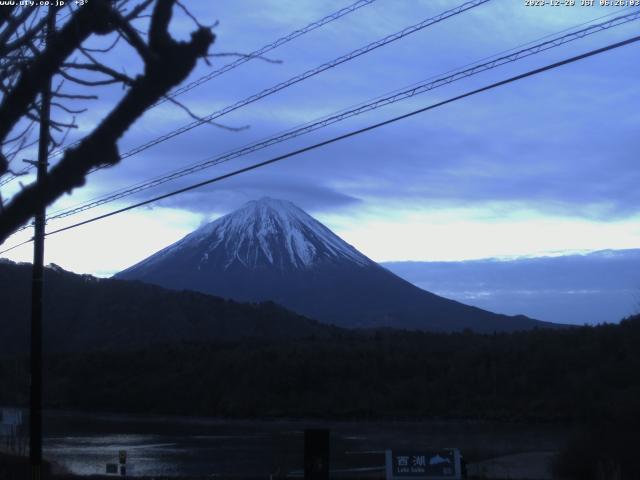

left=0, top=260, right=334, bottom=354
left=116, top=198, right=556, bottom=332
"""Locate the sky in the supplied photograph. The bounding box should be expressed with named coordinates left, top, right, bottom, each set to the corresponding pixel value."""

left=1, top=0, right=640, bottom=283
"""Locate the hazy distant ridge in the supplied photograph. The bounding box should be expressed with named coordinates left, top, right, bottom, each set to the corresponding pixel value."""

left=383, top=249, right=640, bottom=325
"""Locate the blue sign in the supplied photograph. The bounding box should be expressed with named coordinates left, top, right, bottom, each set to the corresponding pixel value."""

left=386, top=449, right=461, bottom=479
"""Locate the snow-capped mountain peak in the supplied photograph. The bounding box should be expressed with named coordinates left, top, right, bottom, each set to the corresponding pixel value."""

left=126, top=197, right=373, bottom=273
left=116, top=197, right=551, bottom=333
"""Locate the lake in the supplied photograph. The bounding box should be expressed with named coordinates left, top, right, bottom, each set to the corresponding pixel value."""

left=40, top=411, right=570, bottom=477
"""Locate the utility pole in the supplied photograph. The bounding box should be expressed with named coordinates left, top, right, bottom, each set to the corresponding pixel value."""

left=30, top=7, right=54, bottom=480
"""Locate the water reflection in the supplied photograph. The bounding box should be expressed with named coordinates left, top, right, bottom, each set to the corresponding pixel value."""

left=42, top=412, right=569, bottom=477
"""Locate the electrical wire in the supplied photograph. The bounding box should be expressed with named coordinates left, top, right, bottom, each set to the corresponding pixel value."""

left=0, top=236, right=34, bottom=256
left=3, top=33, right=638, bottom=252
left=110, top=0, right=491, bottom=163
left=0, top=0, right=380, bottom=185
left=43, top=8, right=640, bottom=223
left=4, top=0, right=491, bottom=203
left=33, top=33, right=640, bottom=242
left=156, top=0, right=379, bottom=106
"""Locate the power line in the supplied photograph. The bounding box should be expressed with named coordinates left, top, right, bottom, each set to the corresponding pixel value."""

left=0, top=0, right=380, bottom=185
left=0, top=236, right=33, bottom=256
left=0, top=171, right=26, bottom=188
left=35, top=33, right=640, bottom=241
left=97, top=0, right=493, bottom=164
left=40, top=6, right=640, bottom=218
left=2, top=33, right=637, bottom=252
left=49, top=0, right=380, bottom=159
left=5, top=0, right=493, bottom=236
left=12, top=0, right=492, bottom=211
left=156, top=0, right=379, bottom=107
left=43, top=9, right=640, bottom=223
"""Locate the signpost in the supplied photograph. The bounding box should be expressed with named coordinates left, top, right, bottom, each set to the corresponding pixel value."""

left=119, top=450, right=127, bottom=477
left=0, top=408, right=25, bottom=455
left=304, top=429, right=330, bottom=480
left=385, top=449, right=462, bottom=480
left=106, top=450, right=128, bottom=476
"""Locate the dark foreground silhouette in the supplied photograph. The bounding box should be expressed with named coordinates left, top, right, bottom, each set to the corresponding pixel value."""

left=3, top=316, right=637, bottom=422
left=2, top=316, right=639, bottom=478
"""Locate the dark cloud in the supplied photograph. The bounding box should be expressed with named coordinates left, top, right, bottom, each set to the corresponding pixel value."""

left=142, top=172, right=362, bottom=216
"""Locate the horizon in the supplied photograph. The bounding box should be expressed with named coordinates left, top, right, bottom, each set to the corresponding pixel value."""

left=3, top=197, right=638, bottom=326
left=3, top=194, right=640, bottom=326
left=3, top=194, right=640, bottom=276
left=4, top=194, right=639, bottom=272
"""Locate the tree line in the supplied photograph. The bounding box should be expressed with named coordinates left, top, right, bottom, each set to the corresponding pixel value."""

left=2, top=315, right=638, bottom=424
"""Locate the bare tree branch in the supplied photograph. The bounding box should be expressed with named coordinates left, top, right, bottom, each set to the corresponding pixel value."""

left=51, top=102, right=88, bottom=115
left=62, top=62, right=135, bottom=85
left=58, top=69, right=124, bottom=87
left=164, top=95, right=248, bottom=131
left=0, top=0, right=215, bottom=243
left=0, top=1, right=118, bottom=149
left=82, top=34, right=122, bottom=53
left=0, top=6, right=39, bottom=55
left=176, top=0, right=204, bottom=28
left=1, top=15, right=48, bottom=56
left=208, top=52, right=282, bottom=64
left=124, top=0, right=155, bottom=21
left=52, top=92, right=99, bottom=100
left=112, top=14, right=155, bottom=63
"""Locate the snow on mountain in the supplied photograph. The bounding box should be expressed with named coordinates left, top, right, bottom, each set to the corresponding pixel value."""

left=128, top=197, right=372, bottom=274
left=117, top=197, right=555, bottom=332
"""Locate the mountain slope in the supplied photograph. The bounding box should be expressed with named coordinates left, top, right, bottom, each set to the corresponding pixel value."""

left=0, top=260, right=334, bottom=354
left=120, top=197, right=372, bottom=274
left=117, top=198, right=555, bottom=332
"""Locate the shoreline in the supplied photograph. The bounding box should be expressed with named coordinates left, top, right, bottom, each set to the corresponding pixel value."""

left=36, top=407, right=580, bottom=428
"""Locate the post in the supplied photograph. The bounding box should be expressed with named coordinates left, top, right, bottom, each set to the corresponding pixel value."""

left=304, top=429, right=329, bottom=480
left=30, top=7, right=55, bottom=480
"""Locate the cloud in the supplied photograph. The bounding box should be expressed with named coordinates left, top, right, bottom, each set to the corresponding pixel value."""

left=147, top=173, right=362, bottom=215
left=383, top=248, right=640, bottom=325
left=97, top=29, right=638, bottom=221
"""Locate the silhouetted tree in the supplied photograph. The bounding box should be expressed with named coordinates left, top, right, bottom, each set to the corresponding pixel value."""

left=0, top=0, right=215, bottom=244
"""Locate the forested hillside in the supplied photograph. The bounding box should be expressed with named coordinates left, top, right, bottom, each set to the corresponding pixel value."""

left=2, top=316, right=638, bottom=423
left=0, top=261, right=335, bottom=354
